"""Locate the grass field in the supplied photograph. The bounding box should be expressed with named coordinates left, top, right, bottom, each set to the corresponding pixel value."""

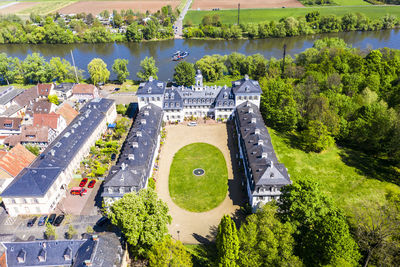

left=269, top=129, right=400, bottom=218
left=333, top=0, right=371, bottom=5
left=15, top=1, right=76, bottom=16
left=169, top=143, right=228, bottom=212
left=185, top=5, right=400, bottom=24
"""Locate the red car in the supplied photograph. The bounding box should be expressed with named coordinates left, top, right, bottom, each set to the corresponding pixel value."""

left=70, top=187, right=87, bottom=196
left=79, top=178, right=88, bottom=187
left=88, top=180, right=96, bottom=188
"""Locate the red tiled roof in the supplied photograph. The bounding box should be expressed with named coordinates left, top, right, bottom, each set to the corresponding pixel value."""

left=72, top=84, right=96, bottom=95
left=37, top=84, right=53, bottom=96
left=33, top=112, right=60, bottom=130
left=4, top=125, right=50, bottom=147
left=0, top=117, right=22, bottom=130
left=0, top=143, right=36, bottom=177
left=55, top=103, right=78, bottom=125
left=32, top=100, right=53, bottom=114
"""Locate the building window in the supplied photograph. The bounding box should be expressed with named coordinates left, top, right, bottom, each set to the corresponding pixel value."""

left=254, top=96, right=258, bottom=100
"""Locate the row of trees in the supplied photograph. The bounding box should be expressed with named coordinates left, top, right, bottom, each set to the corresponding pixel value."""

left=184, top=12, right=399, bottom=39
left=0, top=5, right=177, bottom=44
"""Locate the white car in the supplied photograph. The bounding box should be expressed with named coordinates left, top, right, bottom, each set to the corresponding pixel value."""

left=188, top=122, right=197, bottom=126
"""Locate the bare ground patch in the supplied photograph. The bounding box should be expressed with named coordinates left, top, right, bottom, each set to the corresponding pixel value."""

left=58, top=0, right=180, bottom=14
left=0, top=2, right=38, bottom=15
left=191, top=0, right=303, bottom=10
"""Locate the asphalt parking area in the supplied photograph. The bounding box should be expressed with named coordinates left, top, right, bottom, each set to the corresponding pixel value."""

left=57, top=179, right=101, bottom=216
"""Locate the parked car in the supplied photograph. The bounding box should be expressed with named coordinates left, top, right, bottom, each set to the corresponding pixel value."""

left=38, top=215, right=47, bottom=226
left=88, top=180, right=96, bottom=188
left=111, top=153, right=116, bottom=161
left=27, top=217, right=37, bottom=227
left=79, top=178, right=88, bottom=187
left=188, top=122, right=197, bottom=126
left=70, top=187, right=87, bottom=196
left=48, top=214, right=56, bottom=225
left=96, top=216, right=109, bottom=227
left=54, top=215, right=65, bottom=227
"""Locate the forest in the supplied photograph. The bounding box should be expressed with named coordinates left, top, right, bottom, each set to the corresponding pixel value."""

left=183, top=11, right=399, bottom=39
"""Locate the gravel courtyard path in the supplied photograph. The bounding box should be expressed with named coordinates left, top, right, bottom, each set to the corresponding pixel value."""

left=156, top=122, right=246, bottom=244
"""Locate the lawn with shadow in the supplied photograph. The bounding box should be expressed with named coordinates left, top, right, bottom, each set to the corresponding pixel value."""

left=269, top=129, right=400, bottom=217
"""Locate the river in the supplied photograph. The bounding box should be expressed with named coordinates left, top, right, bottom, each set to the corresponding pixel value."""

left=0, top=29, right=400, bottom=81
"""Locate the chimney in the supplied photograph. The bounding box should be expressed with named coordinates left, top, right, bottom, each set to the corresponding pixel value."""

left=92, top=235, right=98, bottom=241
left=251, top=118, right=256, bottom=124
left=121, top=163, right=126, bottom=170
left=245, top=74, right=249, bottom=80
left=84, top=260, right=92, bottom=266
left=258, top=140, right=263, bottom=146
left=149, top=76, right=153, bottom=82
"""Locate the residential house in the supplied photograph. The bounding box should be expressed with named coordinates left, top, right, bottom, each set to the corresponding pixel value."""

left=54, top=83, right=75, bottom=100
left=33, top=113, right=67, bottom=135
left=0, top=118, right=22, bottom=144
left=102, top=104, right=163, bottom=206
left=72, top=84, right=99, bottom=101
left=1, top=98, right=116, bottom=216
left=55, top=103, right=79, bottom=125
left=24, top=100, right=57, bottom=125
left=13, top=87, right=38, bottom=110
left=0, top=144, right=36, bottom=194
left=36, top=84, right=54, bottom=98
left=0, top=87, right=23, bottom=114
left=4, top=125, right=56, bottom=150
left=235, top=101, right=292, bottom=210
left=1, top=233, right=123, bottom=267
left=136, top=72, right=261, bottom=122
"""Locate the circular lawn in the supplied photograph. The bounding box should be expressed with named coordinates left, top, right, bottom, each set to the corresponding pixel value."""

left=169, top=143, right=228, bottom=212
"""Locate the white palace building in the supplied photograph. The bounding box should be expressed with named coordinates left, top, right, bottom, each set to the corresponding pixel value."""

left=136, top=72, right=292, bottom=210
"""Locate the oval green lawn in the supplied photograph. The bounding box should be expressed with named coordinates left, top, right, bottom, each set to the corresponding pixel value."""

left=169, top=143, right=228, bottom=212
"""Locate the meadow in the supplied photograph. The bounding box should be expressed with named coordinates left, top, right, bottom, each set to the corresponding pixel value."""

left=185, top=5, right=400, bottom=25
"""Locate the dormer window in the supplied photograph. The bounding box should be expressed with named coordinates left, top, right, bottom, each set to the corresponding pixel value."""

left=164, top=93, right=169, bottom=99
left=171, top=93, right=174, bottom=99
left=245, top=86, right=250, bottom=92
left=147, top=87, right=152, bottom=93
left=17, top=249, right=26, bottom=263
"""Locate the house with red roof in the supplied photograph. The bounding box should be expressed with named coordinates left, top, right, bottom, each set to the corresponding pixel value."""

left=0, top=144, right=36, bottom=193
left=33, top=112, right=66, bottom=134
left=72, top=84, right=99, bottom=101
left=55, top=102, right=79, bottom=125
left=36, top=83, right=54, bottom=98
left=0, top=117, right=22, bottom=144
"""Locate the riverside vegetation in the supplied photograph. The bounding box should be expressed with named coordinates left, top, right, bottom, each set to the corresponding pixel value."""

left=184, top=11, right=400, bottom=39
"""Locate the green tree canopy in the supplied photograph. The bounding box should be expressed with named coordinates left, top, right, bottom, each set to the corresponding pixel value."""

left=108, top=188, right=171, bottom=256
left=112, top=58, right=130, bottom=83
left=302, top=120, right=334, bottom=152
left=194, top=55, right=227, bottom=82
left=88, top=58, right=110, bottom=85
left=278, top=179, right=361, bottom=266
left=238, top=203, right=302, bottom=267
left=148, top=236, right=193, bottom=267
left=173, top=61, right=195, bottom=87
left=22, top=53, right=49, bottom=84
left=137, top=57, right=158, bottom=81
left=260, top=77, right=298, bottom=131
left=48, top=95, right=59, bottom=105
left=216, top=215, right=239, bottom=267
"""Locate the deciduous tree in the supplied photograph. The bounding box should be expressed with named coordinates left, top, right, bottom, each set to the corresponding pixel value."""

left=137, top=57, right=158, bottom=81
left=112, top=59, right=130, bottom=83
left=173, top=62, right=195, bottom=87
left=148, top=236, right=193, bottom=267
left=108, top=188, right=171, bottom=256
left=216, top=215, right=239, bottom=267
left=88, top=58, right=110, bottom=85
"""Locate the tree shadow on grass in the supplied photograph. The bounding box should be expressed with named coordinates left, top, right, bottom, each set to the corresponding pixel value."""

left=339, top=148, right=400, bottom=186
left=189, top=235, right=217, bottom=267
left=272, top=129, right=304, bottom=151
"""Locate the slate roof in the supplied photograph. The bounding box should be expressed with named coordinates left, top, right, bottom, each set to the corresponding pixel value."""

left=136, top=77, right=166, bottom=96
left=236, top=102, right=291, bottom=188
left=0, top=144, right=36, bottom=177
left=33, top=113, right=60, bottom=130
left=1, top=98, right=115, bottom=198
left=0, top=117, right=21, bottom=131
left=14, top=87, right=38, bottom=107
left=163, top=88, right=183, bottom=110
left=102, top=103, right=162, bottom=198
left=0, top=88, right=22, bottom=106
left=2, top=240, right=86, bottom=266
left=55, top=83, right=76, bottom=92
left=56, top=103, right=78, bottom=125
left=37, top=84, right=53, bottom=97
left=231, top=75, right=262, bottom=95
left=215, top=85, right=235, bottom=109
left=1, top=105, right=22, bottom=117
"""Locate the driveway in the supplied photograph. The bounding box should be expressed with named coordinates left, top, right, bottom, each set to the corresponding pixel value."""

left=155, top=122, right=246, bottom=244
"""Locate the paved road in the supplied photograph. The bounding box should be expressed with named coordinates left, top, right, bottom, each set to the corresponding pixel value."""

left=174, top=0, right=192, bottom=38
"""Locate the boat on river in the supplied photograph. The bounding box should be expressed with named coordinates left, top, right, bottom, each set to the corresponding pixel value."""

left=172, top=51, right=189, bottom=61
